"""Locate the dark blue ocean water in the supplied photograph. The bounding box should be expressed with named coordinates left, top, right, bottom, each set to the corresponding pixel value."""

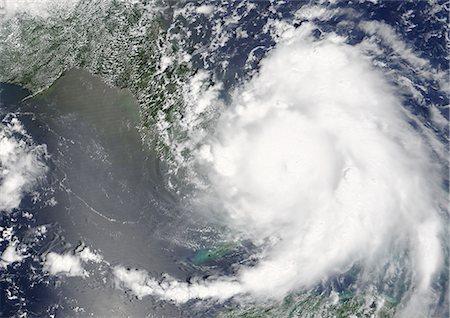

left=0, top=1, right=448, bottom=317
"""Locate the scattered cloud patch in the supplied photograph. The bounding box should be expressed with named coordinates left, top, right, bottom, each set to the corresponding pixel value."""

left=0, top=240, right=26, bottom=268
left=43, top=252, right=86, bottom=277
left=43, top=244, right=105, bottom=277
left=195, top=5, right=214, bottom=16
left=76, top=245, right=103, bottom=264
left=0, top=115, right=48, bottom=212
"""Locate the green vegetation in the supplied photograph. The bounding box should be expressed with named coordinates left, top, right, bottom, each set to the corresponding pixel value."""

left=217, top=291, right=397, bottom=318
left=0, top=0, right=191, bottom=159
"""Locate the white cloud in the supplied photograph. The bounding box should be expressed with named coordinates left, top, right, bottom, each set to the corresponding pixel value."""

left=77, top=246, right=103, bottom=263
left=198, top=23, right=445, bottom=303
left=113, top=265, right=241, bottom=303
left=114, top=23, right=446, bottom=315
left=43, top=244, right=105, bottom=278
left=113, top=266, right=151, bottom=299
left=43, top=252, right=86, bottom=277
left=0, top=240, right=26, bottom=268
left=196, top=5, right=214, bottom=16
left=181, top=70, right=222, bottom=127
left=2, top=0, right=79, bottom=19
left=360, top=21, right=428, bottom=69
left=294, top=5, right=355, bottom=22
left=429, top=105, right=448, bottom=131
left=359, top=18, right=450, bottom=94
left=0, top=115, right=48, bottom=212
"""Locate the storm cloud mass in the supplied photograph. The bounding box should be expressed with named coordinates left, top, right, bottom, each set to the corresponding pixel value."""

left=1, top=1, right=448, bottom=317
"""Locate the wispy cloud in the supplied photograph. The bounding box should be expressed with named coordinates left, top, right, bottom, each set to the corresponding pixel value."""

left=114, top=22, right=446, bottom=316
left=2, top=0, right=79, bottom=19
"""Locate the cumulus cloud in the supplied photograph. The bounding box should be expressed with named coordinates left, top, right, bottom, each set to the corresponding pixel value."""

left=77, top=246, right=103, bottom=264
left=43, top=252, right=86, bottom=277
left=115, top=22, right=446, bottom=316
left=113, top=265, right=241, bottom=303
left=0, top=240, right=26, bottom=268
left=0, top=115, right=48, bottom=212
left=195, top=5, right=214, bottom=16
left=43, top=244, right=105, bottom=277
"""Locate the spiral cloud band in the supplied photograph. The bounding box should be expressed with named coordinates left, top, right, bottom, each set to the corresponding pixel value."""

left=114, top=22, right=446, bottom=315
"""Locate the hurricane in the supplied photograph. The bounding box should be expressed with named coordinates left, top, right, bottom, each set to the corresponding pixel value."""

left=0, top=0, right=448, bottom=317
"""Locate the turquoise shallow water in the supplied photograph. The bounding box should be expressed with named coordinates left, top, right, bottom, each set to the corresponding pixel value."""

left=0, top=0, right=448, bottom=317
left=0, top=69, right=200, bottom=317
